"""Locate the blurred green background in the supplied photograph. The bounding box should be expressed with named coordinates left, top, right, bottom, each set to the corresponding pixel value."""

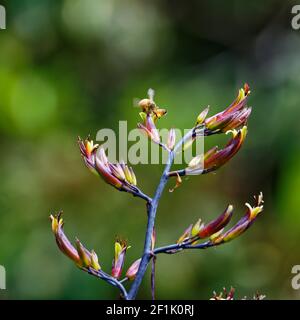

left=0, top=0, right=300, bottom=300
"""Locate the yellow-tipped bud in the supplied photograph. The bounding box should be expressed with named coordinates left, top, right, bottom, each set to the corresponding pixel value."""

left=191, top=219, right=204, bottom=237
left=196, top=106, right=209, bottom=125
left=90, top=250, right=101, bottom=271
left=76, top=240, right=91, bottom=268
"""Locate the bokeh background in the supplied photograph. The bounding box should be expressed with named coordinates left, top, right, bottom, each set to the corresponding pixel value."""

left=0, top=0, right=300, bottom=300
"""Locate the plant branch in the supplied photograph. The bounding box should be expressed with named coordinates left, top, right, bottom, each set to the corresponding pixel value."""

left=127, top=128, right=196, bottom=300
left=131, top=187, right=152, bottom=203
left=154, top=240, right=213, bottom=255
left=84, top=267, right=128, bottom=299
left=151, top=255, right=156, bottom=300
left=127, top=155, right=173, bottom=299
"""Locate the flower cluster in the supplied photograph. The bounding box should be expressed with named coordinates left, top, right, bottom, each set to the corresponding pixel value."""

left=51, top=84, right=265, bottom=300
left=210, top=287, right=235, bottom=300
left=50, top=212, right=142, bottom=282
left=50, top=212, right=101, bottom=271
left=177, top=193, right=264, bottom=247
left=199, top=83, right=251, bottom=134
left=78, top=138, right=138, bottom=194
left=185, top=126, right=247, bottom=175
left=211, top=287, right=266, bottom=300
left=169, top=84, right=251, bottom=179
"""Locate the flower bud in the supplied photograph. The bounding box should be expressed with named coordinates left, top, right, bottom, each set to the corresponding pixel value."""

left=203, top=126, right=248, bottom=172
left=94, top=149, right=138, bottom=193
left=191, top=219, right=204, bottom=237
left=50, top=213, right=101, bottom=271
left=167, top=128, right=176, bottom=150
left=96, top=155, right=123, bottom=189
left=111, top=240, right=129, bottom=279
left=211, top=287, right=235, bottom=300
left=78, top=137, right=99, bottom=175
left=198, top=205, right=233, bottom=238
left=177, top=224, right=192, bottom=244
left=211, top=193, right=264, bottom=244
left=90, top=250, right=101, bottom=271
left=50, top=213, right=81, bottom=264
left=196, top=106, right=209, bottom=125
left=76, top=239, right=92, bottom=268
left=126, top=258, right=141, bottom=281
left=205, top=84, right=251, bottom=134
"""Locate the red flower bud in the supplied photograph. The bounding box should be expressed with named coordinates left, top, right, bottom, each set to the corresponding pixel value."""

left=211, top=193, right=264, bottom=244
left=198, top=205, right=233, bottom=238
left=205, top=84, right=251, bottom=133
left=50, top=212, right=101, bottom=270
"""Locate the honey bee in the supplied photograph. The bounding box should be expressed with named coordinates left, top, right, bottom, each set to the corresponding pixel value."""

left=135, top=88, right=167, bottom=120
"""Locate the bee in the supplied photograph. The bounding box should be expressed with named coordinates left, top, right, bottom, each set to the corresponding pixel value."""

left=135, top=88, right=167, bottom=120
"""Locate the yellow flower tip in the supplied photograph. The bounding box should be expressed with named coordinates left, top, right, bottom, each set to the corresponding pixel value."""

left=129, top=167, right=137, bottom=186
left=225, top=205, right=233, bottom=214
left=50, top=212, right=63, bottom=233
left=236, top=83, right=250, bottom=102
left=225, top=129, right=238, bottom=137
left=245, top=192, right=264, bottom=220
left=50, top=215, right=57, bottom=233
left=240, top=125, right=248, bottom=138
left=85, top=139, right=99, bottom=157
left=196, top=106, right=210, bottom=125
left=237, top=88, right=245, bottom=102
left=225, top=125, right=248, bottom=139
left=75, top=239, right=92, bottom=268
left=245, top=202, right=252, bottom=211
left=209, top=228, right=224, bottom=242
left=114, top=239, right=129, bottom=259
left=123, top=165, right=132, bottom=183
left=191, top=219, right=203, bottom=237
left=90, top=250, right=101, bottom=271
left=114, top=241, right=123, bottom=260
left=245, top=202, right=264, bottom=220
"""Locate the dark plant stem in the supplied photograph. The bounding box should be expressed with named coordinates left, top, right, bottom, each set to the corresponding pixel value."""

left=84, top=268, right=128, bottom=299
left=127, top=151, right=174, bottom=299
left=151, top=255, right=156, bottom=300
left=154, top=240, right=213, bottom=255
left=130, top=188, right=153, bottom=203
left=127, top=128, right=195, bottom=300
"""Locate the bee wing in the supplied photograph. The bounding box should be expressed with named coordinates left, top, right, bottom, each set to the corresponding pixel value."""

left=147, top=88, right=155, bottom=102
left=133, top=97, right=141, bottom=108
